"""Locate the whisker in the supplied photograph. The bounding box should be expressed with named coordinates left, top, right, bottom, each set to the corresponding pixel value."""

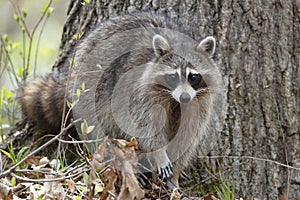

left=196, top=86, right=221, bottom=95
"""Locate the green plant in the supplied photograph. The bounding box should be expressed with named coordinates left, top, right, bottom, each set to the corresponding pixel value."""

left=0, top=0, right=54, bottom=141
left=1, top=142, right=29, bottom=186
left=1, top=142, right=29, bottom=165
left=0, top=86, right=19, bottom=141
left=215, top=179, right=235, bottom=200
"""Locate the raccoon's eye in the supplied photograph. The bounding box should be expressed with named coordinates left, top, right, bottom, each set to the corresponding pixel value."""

left=164, top=73, right=179, bottom=90
left=168, top=74, right=177, bottom=80
left=188, top=73, right=202, bottom=88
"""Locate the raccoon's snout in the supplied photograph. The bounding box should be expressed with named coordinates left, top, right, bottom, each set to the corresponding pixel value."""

left=172, top=85, right=196, bottom=104
left=179, top=92, right=191, bottom=103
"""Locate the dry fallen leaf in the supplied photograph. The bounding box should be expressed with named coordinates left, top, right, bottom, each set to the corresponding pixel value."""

left=118, top=159, right=145, bottom=200
left=170, top=188, right=181, bottom=200
left=112, top=139, right=144, bottom=200
left=66, top=179, right=75, bottom=193
left=44, top=175, right=65, bottom=199
left=26, top=156, right=44, bottom=166
left=88, top=136, right=108, bottom=198
left=0, top=182, right=12, bottom=200
left=100, top=170, right=118, bottom=200
left=202, top=193, right=220, bottom=200
left=89, top=137, right=144, bottom=200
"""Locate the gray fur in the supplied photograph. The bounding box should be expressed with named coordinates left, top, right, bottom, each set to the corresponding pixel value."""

left=21, top=12, right=222, bottom=188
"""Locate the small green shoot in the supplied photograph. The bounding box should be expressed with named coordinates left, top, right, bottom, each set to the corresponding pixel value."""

left=42, top=5, right=54, bottom=16
left=75, top=196, right=82, bottom=200
left=1, top=142, right=29, bottom=165
left=75, top=172, right=89, bottom=195
left=1, top=143, right=29, bottom=186
left=77, top=89, right=81, bottom=99
left=96, top=64, right=102, bottom=70
left=22, top=8, right=28, bottom=18
left=73, top=31, right=85, bottom=41
left=83, top=172, right=89, bottom=186
left=81, top=119, right=95, bottom=135
left=81, top=0, right=90, bottom=6
left=215, top=180, right=235, bottom=200
left=81, top=82, right=85, bottom=91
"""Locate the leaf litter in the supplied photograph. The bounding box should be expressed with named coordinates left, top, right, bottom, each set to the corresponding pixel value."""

left=0, top=137, right=222, bottom=200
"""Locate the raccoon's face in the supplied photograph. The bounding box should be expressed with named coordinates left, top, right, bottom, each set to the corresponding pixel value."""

left=142, top=34, right=216, bottom=104
left=162, top=65, right=207, bottom=103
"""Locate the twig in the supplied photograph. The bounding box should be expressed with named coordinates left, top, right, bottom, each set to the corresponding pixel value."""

left=62, top=162, right=85, bottom=174
left=25, top=0, right=54, bottom=81
left=57, top=137, right=104, bottom=144
left=0, top=34, right=20, bottom=86
left=0, top=118, right=81, bottom=179
left=199, top=155, right=300, bottom=171
left=31, top=0, right=53, bottom=40
left=8, top=0, right=31, bottom=37
left=33, top=11, right=50, bottom=76
left=15, top=169, right=59, bottom=176
left=10, top=166, right=89, bottom=183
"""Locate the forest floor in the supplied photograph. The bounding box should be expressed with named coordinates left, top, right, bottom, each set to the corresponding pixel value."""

left=0, top=136, right=225, bottom=200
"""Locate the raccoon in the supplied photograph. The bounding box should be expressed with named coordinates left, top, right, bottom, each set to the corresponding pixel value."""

left=19, top=12, right=222, bottom=188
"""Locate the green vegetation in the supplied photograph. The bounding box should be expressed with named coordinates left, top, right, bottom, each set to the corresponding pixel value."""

left=0, top=0, right=55, bottom=140
left=215, top=179, right=235, bottom=200
left=1, top=142, right=29, bottom=186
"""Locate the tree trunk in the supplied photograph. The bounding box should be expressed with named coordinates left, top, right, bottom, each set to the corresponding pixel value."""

left=51, top=0, right=300, bottom=199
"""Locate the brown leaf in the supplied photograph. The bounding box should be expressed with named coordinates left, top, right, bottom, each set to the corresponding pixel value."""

left=112, top=140, right=144, bottom=200
left=44, top=175, right=65, bottom=198
left=26, top=156, right=44, bottom=166
left=88, top=137, right=109, bottom=198
left=112, top=138, right=138, bottom=149
left=89, top=137, right=108, bottom=181
left=126, top=140, right=138, bottom=148
left=203, top=193, right=220, bottom=200
left=170, top=188, right=181, bottom=200
left=0, top=183, right=12, bottom=200
left=66, top=179, right=75, bottom=193
left=89, top=137, right=144, bottom=199
left=100, top=170, right=118, bottom=200
left=118, top=160, right=145, bottom=200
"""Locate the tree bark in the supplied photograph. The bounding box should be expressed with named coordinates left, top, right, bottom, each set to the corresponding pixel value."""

left=50, top=0, right=300, bottom=199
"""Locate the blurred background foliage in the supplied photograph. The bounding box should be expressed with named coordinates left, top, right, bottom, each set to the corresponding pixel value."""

left=0, top=0, right=68, bottom=139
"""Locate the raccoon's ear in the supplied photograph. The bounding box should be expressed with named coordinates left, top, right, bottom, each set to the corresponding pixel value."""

left=152, top=34, right=170, bottom=57
left=196, top=36, right=216, bottom=56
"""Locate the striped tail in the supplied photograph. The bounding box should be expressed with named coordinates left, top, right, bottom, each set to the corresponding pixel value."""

left=18, top=74, right=67, bottom=132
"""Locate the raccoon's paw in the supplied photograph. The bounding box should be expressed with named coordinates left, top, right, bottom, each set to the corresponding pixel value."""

left=157, top=161, right=173, bottom=179
left=153, top=149, right=173, bottom=179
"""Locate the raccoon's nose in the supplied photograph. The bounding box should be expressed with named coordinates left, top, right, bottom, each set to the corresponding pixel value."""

left=179, top=92, right=191, bottom=103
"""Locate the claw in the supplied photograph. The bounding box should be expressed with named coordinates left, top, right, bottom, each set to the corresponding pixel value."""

left=167, top=165, right=173, bottom=177
left=153, top=150, right=174, bottom=179
left=157, top=167, right=162, bottom=177
left=157, top=162, right=174, bottom=180
left=162, top=169, right=166, bottom=179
